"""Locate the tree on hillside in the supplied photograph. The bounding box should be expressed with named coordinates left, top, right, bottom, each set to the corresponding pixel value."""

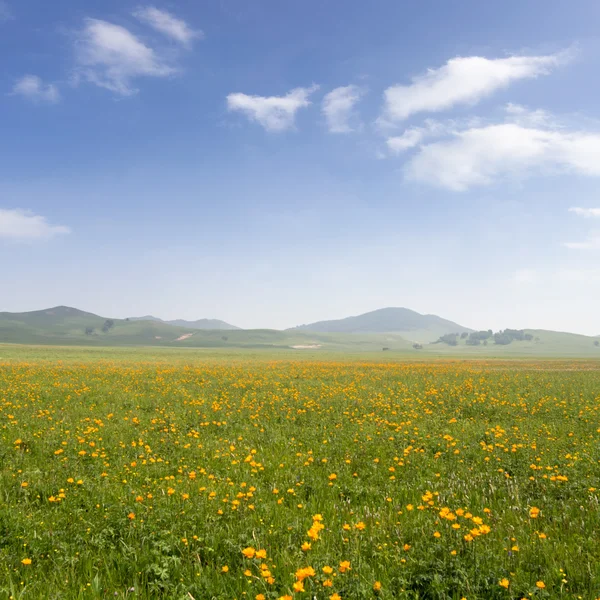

left=460, top=332, right=468, bottom=339
left=412, top=343, right=423, bottom=350
left=102, top=319, right=114, bottom=333
left=595, top=340, right=599, bottom=347
left=438, top=334, right=459, bottom=346
left=85, top=327, right=94, bottom=335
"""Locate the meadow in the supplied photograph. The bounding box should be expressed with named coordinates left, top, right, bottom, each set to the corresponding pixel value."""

left=1, top=346, right=599, bottom=599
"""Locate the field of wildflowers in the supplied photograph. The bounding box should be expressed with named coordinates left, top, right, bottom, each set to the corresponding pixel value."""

left=1, top=352, right=599, bottom=599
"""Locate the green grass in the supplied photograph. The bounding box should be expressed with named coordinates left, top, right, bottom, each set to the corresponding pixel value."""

left=0, top=347, right=599, bottom=599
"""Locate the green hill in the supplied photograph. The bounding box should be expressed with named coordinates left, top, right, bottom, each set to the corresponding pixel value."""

left=128, top=315, right=240, bottom=330
left=1, top=306, right=599, bottom=356
left=289, top=307, right=472, bottom=342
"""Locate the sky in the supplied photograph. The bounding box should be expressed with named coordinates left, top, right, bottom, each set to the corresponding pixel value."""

left=2, top=0, right=600, bottom=334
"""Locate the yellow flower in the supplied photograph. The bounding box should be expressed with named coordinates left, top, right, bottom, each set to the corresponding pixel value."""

left=127, top=512, right=135, bottom=520
left=330, top=594, right=342, bottom=600
left=256, top=549, right=267, bottom=559
left=242, top=547, right=256, bottom=558
left=433, top=531, right=441, bottom=538
left=295, top=566, right=315, bottom=581
left=328, top=473, right=337, bottom=481
left=373, top=581, right=382, bottom=591
left=323, top=579, right=333, bottom=587
left=221, top=565, right=229, bottom=573
left=21, top=558, right=32, bottom=565
left=256, top=595, right=266, bottom=600
left=499, top=578, right=509, bottom=589
left=323, top=565, right=333, bottom=574
left=536, top=581, right=546, bottom=589
left=355, top=521, right=366, bottom=531
left=293, top=581, right=305, bottom=592
left=301, top=542, right=311, bottom=551
left=529, top=507, right=540, bottom=518
left=403, top=543, right=411, bottom=551
left=339, top=560, right=351, bottom=573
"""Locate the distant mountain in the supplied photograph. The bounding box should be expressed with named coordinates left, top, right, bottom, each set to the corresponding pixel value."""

left=129, top=315, right=240, bottom=330
left=289, top=307, right=472, bottom=342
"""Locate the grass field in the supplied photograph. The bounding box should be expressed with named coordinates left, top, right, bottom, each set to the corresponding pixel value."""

left=1, top=346, right=599, bottom=599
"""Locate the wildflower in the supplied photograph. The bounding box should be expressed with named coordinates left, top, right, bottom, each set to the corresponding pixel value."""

left=256, top=549, right=267, bottom=559
left=221, top=566, right=229, bottom=573
left=295, top=566, right=315, bottom=581
left=21, top=558, right=32, bottom=565
left=256, top=595, right=266, bottom=600
left=293, top=581, right=305, bottom=592
left=242, top=547, right=256, bottom=558
left=323, top=565, right=333, bottom=574
left=433, top=531, right=441, bottom=538
left=529, top=507, right=540, bottom=518
left=339, top=560, right=351, bottom=573
left=330, top=594, right=342, bottom=600
left=536, top=581, right=545, bottom=589
left=499, top=578, right=509, bottom=588
left=301, top=542, right=311, bottom=551
left=328, top=473, right=337, bottom=481
left=355, top=521, right=366, bottom=530
left=373, top=581, right=382, bottom=591
left=323, top=579, right=333, bottom=587
left=127, top=512, right=135, bottom=520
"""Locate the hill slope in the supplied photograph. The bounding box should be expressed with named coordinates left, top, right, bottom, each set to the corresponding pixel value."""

left=289, top=307, right=472, bottom=342
left=129, top=315, right=240, bottom=330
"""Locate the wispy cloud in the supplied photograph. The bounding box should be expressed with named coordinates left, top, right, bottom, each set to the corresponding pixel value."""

left=401, top=107, right=600, bottom=191
left=569, top=207, right=600, bottom=218
left=322, top=85, right=364, bottom=133
left=133, top=6, right=202, bottom=46
left=227, top=85, right=319, bottom=132
left=0, top=209, right=71, bottom=241
left=0, top=1, right=12, bottom=23
left=74, top=18, right=175, bottom=95
left=386, top=119, right=452, bottom=153
left=381, top=51, right=569, bottom=123
left=12, top=75, right=60, bottom=103
left=563, top=234, right=600, bottom=250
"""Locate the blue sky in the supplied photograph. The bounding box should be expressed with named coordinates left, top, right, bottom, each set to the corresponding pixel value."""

left=2, top=0, right=600, bottom=333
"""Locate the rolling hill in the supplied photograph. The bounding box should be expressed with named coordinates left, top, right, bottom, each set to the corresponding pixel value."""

left=289, top=307, right=472, bottom=343
left=1, top=306, right=599, bottom=356
left=128, top=315, right=239, bottom=330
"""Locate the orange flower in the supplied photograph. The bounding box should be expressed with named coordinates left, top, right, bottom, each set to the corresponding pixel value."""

left=339, top=560, right=351, bottom=573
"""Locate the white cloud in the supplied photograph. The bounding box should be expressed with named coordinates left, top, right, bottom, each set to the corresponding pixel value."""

left=386, top=119, right=451, bottom=153
left=321, top=85, right=364, bottom=133
left=133, top=6, right=202, bottom=46
left=13, top=75, right=60, bottom=103
left=569, top=207, right=600, bottom=218
left=227, top=85, right=319, bottom=132
left=563, top=234, right=600, bottom=250
left=404, top=121, right=600, bottom=191
left=0, top=209, right=71, bottom=241
left=75, top=18, right=175, bottom=95
left=382, top=51, right=568, bottom=122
